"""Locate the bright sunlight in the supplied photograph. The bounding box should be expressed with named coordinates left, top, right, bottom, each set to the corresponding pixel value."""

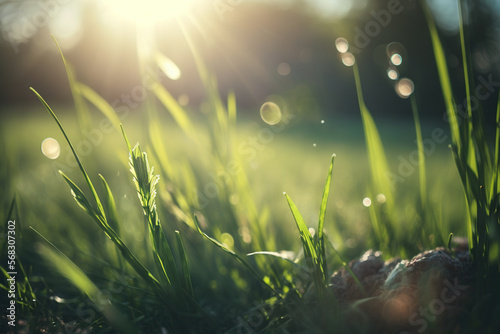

left=102, top=0, right=201, bottom=24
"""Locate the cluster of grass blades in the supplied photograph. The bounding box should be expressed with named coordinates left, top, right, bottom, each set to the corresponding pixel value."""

left=15, top=1, right=499, bottom=331
left=423, top=1, right=500, bottom=281
left=29, top=88, right=214, bottom=333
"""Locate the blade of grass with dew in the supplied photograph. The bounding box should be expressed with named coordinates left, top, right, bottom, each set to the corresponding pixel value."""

left=284, top=193, right=326, bottom=300
left=193, top=215, right=277, bottom=295
left=36, top=242, right=138, bottom=334
left=175, top=230, right=194, bottom=298
left=352, top=64, right=393, bottom=210
left=316, top=154, right=335, bottom=281
left=422, top=3, right=461, bottom=152
left=76, top=82, right=122, bottom=132
left=51, top=35, right=90, bottom=130
left=411, top=95, right=427, bottom=207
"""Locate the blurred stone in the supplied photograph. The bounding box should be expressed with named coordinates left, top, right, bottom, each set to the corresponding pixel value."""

left=329, top=247, right=473, bottom=333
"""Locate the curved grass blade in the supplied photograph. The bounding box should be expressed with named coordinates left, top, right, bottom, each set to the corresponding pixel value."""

left=77, top=82, right=121, bottom=132
left=51, top=35, right=90, bottom=130
left=411, top=95, right=427, bottom=206
left=152, top=80, right=197, bottom=140
left=317, top=154, right=335, bottom=280
left=30, top=87, right=106, bottom=221
left=317, top=154, right=335, bottom=241
left=31, top=94, right=166, bottom=303
left=175, top=230, right=194, bottom=298
left=193, top=215, right=276, bottom=294
left=35, top=241, right=138, bottom=334
left=352, top=64, right=393, bottom=210
left=284, top=193, right=325, bottom=299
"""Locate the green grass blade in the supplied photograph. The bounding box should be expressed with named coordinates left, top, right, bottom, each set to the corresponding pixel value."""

left=422, top=3, right=460, bottom=152
left=317, top=154, right=335, bottom=241
left=127, top=142, right=183, bottom=301
left=152, top=80, right=197, bottom=140
left=284, top=193, right=317, bottom=260
left=36, top=242, right=138, bottom=334
left=60, top=171, right=100, bottom=220
left=411, top=95, right=427, bottom=206
left=317, top=154, right=335, bottom=281
left=491, top=92, right=500, bottom=203
left=175, top=230, right=194, bottom=298
left=193, top=216, right=276, bottom=294
left=352, top=64, right=393, bottom=209
left=284, top=193, right=325, bottom=299
left=77, top=82, right=121, bottom=132
left=99, top=174, right=121, bottom=235
left=31, top=88, right=106, bottom=220
left=51, top=35, right=90, bottom=130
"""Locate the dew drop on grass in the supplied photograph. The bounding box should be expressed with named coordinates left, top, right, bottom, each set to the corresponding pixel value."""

left=41, top=138, right=60, bottom=159
left=308, top=227, right=316, bottom=238
left=341, top=52, right=355, bottom=67
left=362, top=197, right=372, bottom=207
left=387, top=69, right=398, bottom=80
left=335, top=37, right=349, bottom=53
left=260, top=102, right=282, bottom=125
left=390, top=53, right=402, bottom=66
left=395, top=78, right=415, bottom=98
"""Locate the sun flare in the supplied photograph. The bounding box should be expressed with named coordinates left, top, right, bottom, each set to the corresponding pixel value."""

left=103, top=0, right=200, bottom=24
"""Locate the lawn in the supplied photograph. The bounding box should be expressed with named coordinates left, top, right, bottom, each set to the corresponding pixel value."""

left=1, top=1, right=499, bottom=333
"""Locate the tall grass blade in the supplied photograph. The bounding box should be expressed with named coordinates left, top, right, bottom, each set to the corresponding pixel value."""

left=36, top=242, right=138, bottom=334
left=152, top=81, right=197, bottom=140
left=491, top=93, right=500, bottom=203
left=352, top=64, right=393, bottom=210
left=51, top=35, right=90, bottom=130
left=284, top=193, right=325, bottom=299
left=411, top=95, right=427, bottom=206
left=422, top=3, right=460, bottom=151
left=76, top=82, right=122, bottom=131
left=30, top=87, right=106, bottom=220
left=31, top=95, right=166, bottom=303
left=175, top=230, right=194, bottom=298
left=317, top=154, right=335, bottom=281
left=193, top=215, right=276, bottom=294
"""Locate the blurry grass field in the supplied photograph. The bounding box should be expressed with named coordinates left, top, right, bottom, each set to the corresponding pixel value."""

left=1, top=104, right=465, bottom=263
left=2, top=2, right=500, bottom=332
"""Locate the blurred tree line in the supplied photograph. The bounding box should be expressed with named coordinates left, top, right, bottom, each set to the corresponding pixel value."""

left=0, top=0, right=499, bottom=122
